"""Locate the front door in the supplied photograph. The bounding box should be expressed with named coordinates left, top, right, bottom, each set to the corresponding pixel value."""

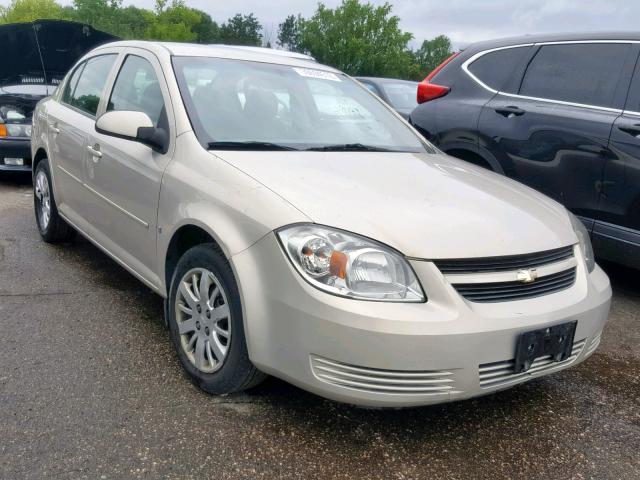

left=83, top=50, right=174, bottom=287
left=598, top=57, right=640, bottom=268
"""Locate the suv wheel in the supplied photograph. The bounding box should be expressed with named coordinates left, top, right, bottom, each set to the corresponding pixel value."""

left=34, top=160, right=75, bottom=243
left=167, top=243, right=266, bottom=394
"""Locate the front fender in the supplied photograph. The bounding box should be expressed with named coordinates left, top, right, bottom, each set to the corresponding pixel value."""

left=156, top=133, right=309, bottom=295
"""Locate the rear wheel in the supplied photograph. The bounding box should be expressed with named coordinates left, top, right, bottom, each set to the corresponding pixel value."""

left=34, top=160, right=75, bottom=243
left=167, top=243, right=266, bottom=394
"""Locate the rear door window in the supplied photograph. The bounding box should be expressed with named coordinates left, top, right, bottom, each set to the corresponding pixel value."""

left=62, top=61, right=85, bottom=104
left=64, top=54, right=117, bottom=116
left=467, top=46, right=532, bottom=92
left=519, top=43, right=630, bottom=108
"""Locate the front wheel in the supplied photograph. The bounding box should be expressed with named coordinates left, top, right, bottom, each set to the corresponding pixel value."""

left=167, top=243, right=266, bottom=394
left=33, top=160, right=75, bottom=243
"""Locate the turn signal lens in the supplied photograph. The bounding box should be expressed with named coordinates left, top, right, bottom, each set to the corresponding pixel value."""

left=0, top=124, right=7, bottom=137
left=568, top=212, right=596, bottom=273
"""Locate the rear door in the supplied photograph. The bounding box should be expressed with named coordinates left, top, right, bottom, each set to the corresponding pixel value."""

left=82, top=49, right=174, bottom=287
left=47, top=54, right=117, bottom=222
left=478, top=42, right=636, bottom=226
left=598, top=54, right=640, bottom=268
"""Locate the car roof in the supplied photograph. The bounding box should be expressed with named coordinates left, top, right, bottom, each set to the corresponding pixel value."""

left=93, top=40, right=338, bottom=72
left=356, top=76, right=418, bottom=85
left=464, top=31, right=640, bottom=54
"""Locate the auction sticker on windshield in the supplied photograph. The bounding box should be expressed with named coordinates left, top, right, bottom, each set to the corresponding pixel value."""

left=293, top=67, right=341, bottom=82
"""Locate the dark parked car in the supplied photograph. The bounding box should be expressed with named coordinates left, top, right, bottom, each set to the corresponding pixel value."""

left=410, top=32, right=640, bottom=269
left=356, top=77, right=418, bottom=119
left=0, top=20, right=117, bottom=172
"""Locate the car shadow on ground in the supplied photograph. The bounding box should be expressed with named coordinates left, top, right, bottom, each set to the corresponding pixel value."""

left=0, top=171, right=32, bottom=186
left=600, top=260, right=640, bottom=297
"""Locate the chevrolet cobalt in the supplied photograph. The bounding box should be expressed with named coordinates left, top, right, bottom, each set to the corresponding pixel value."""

left=31, top=41, right=611, bottom=407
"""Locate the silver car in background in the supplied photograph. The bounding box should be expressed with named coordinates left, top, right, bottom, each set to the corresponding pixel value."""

left=356, top=76, right=419, bottom=119
left=31, top=41, right=611, bottom=407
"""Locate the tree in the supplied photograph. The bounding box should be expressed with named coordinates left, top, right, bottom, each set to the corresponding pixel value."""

left=190, top=10, right=220, bottom=44
left=414, top=34, right=453, bottom=79
left=112, top=6, right=153, bottom=39
left=219, top=13, right=262, bottom=46
left=297, top=0, right=414, bottom=77
left=277, top=14, right=302, bottom=52
left=0, top=0, right=65, bottom=23
left=144, top=1, right=201, bottom=41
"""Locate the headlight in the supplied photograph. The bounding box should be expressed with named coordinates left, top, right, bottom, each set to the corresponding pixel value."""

left=0, top=105, right=30, bottom=138
left=568, top=212, right=595, bottom=273
left=277, top=224, right=425, bottom=302
left=0, top=123, right=31, bottom=138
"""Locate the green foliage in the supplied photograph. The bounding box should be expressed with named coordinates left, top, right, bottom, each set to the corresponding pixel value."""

left=0, top=0, right=66, bottom=23
left=191, top=10, right=219, bottom=43
left=144, top=2, right=201, bottom=41
left=0, top=0, right=453, bottom=80
left=277, top=14, right=302, bottom=52
left=413, top=34, right=453, bottom=79
left=296, top=0, right=414, bottom=77
left=219, top=13, right=262, bottom=46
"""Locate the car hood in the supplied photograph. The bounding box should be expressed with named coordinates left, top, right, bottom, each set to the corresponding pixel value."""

left=0, top=20, right=118, bottom=88
left=212, top=151, right=576, bottom=259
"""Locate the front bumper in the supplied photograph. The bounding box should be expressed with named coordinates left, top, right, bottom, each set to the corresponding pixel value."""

left=0, top=137, right=32, bottom=171
left=232, top=234, right=612, bottom=407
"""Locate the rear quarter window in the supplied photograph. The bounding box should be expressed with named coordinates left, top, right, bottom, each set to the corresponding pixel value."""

left=467, top=46, right=532, bottom=92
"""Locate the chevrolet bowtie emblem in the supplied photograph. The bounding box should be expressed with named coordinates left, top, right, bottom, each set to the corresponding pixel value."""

left=516, top=268, right=538, bottom=283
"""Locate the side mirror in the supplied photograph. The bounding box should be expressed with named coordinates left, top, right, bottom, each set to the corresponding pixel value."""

left=95, top=110, right=168, bottom=153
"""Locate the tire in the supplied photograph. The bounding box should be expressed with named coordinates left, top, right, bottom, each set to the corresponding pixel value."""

left=33, top=159, right=76, bottom=243
left=167, top=243, right=266, bottom=394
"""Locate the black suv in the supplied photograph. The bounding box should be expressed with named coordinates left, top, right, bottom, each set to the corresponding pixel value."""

left=410, top=32, right=640, bottom=269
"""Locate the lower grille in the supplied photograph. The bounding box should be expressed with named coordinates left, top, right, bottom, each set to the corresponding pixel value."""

left=310, top=355, right=457, bottom=395
left=479, top=338, right=586, bottom=389
left=453, top=267, right=576, bottom=303
left=585, top=331, right=602, bottom=356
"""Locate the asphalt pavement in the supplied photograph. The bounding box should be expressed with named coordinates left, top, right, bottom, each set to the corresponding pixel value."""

left=1, top=172, right=638, bottom=479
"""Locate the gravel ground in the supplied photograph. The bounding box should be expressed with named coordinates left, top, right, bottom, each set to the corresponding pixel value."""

left=1, top=172, right=638, bottom=480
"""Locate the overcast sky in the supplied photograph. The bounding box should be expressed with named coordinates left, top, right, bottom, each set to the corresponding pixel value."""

left=4, top=0, right=640, bottom=47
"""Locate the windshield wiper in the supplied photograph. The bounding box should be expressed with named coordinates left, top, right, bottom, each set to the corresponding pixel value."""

left=305, top=143, right=394, bottom=152
left=207, top=141, right=298, bottom=151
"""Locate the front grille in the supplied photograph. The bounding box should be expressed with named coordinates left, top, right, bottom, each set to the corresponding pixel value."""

left=452, top=267, right=576, bottom=303
left=310, top=355, right=457, bottom=395
left=434, top=245, right=574, bottom=274
left=479, top=338, right=586, bottom=389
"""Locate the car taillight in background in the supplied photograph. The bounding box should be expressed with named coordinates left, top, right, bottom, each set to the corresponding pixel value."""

left=417, top=52, right=459, bottom=104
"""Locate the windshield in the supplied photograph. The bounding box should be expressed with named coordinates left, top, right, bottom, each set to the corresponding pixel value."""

left=381, top=81, right=418, bottom=110
left=172, top=56, right=433, bottom=152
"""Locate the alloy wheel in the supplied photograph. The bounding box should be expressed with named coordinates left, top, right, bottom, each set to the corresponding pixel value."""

left=34, top=170, right=51, bottom=230
left=175, top=268, right=232, bottom=373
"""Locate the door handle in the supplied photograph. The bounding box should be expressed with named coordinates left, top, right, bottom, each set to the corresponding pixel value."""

left=618, top=123, right=640, bottom=137
left=48, top=122, right=60, bottom=134
left=87, top=144, right=102, bottom=161
left=495, top=106, right=526, bottom=118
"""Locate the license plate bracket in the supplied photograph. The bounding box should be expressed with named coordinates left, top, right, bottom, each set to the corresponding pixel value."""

left=514, top=321, right=577, bottom=373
